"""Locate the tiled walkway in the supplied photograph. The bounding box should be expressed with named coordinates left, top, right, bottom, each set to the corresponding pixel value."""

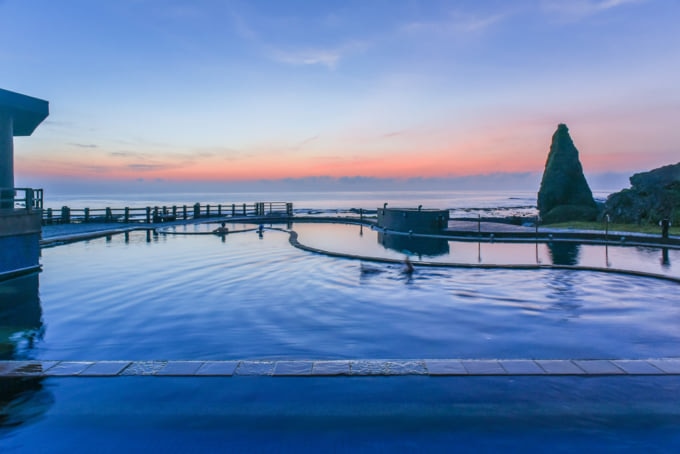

left=2, top=359, right=679, bottom=377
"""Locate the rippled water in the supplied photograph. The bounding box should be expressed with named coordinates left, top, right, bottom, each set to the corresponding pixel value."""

left=3, top=222, right=679, bottom=361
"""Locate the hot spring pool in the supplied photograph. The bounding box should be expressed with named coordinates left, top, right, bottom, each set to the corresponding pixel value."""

left=3, top=221, right=679, bottom=361
left=2, top=221, right=680, bottom=451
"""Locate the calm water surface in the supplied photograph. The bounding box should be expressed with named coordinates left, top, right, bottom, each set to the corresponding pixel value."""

left=2, top=222, right=678, bottom=361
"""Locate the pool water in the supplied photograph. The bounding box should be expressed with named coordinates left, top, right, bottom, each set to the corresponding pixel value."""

left=2, top=376, right=680, bottom=452
left=2, top=222, right=679, bottom=361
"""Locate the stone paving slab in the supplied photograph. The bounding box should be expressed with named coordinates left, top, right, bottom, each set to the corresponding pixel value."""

left=647, top=359, right=680, bottom=374
left=424, top=360, right=467, bottom=375
left=573, top=360, right=625, bottom=375
left=45, top=361, right=94, bottom=376
left=536, top=360, right=585, bottom=375
left=2, top=359, right=680, bottom=377
left=612, top=360, right=663, bottom=375
left=156, top=361, right=204, bottom=376
left=120, top=361, right=168, bottom=376
left=462, top=360, right=506, bottom=375
left=80, top=361, right=131, bottom=376
left=235, top=361, right=275, bottom=376
left=311, top=361, right=351, bottom=376
left=195, top=361, right=239, bottom=376
left=499, top=360, right=546, bottom=375
left=273, top=361, right=314, bottom=376
left=350, top=360, right=389, bottom=375
left=385, top=360, right=427, bottom=375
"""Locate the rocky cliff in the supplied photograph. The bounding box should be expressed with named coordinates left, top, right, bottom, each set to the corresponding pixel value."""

left=537, top=124, right=598, bottom=223
left=604, top=162, right=680, bottom=224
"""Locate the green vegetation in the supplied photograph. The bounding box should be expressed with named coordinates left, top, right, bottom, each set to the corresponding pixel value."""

left=543, top=221, right=679, bottom=235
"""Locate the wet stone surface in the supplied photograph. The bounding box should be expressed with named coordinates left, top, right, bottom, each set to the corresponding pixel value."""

left=121, top=361, right=168, bottom=375
left=1, top=359, right=680, bottom=377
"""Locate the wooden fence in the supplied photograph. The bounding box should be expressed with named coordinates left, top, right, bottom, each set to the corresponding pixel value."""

left=42, top=202, right=293, bottom=225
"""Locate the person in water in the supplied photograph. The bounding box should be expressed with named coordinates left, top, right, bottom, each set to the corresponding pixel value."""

left=213, top=222, right=229, bottom=235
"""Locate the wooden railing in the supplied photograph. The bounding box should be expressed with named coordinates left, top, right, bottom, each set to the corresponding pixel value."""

left=42, top=201, right=293, bottom=225
left=0, top=187, right=43, bottom=211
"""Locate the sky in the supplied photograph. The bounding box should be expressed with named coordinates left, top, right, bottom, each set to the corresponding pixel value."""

left=2, top=0, right=679, bottom=194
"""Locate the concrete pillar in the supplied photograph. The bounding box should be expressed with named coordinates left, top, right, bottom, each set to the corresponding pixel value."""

left=0, top=111, right=13, bottom=189
left=0, top=112, right=13, bottom=208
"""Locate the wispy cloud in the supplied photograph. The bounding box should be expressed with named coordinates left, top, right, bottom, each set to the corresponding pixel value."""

left=127, top=163, right=173, bottom=172
left=70, top=142, right=98, bottom=148
left=270, top=41, right=367, bottom=69
left=403, top=11, right=507, bottom=35
left=289, top=135, right=319, bottom=151
left=541, top=0, right=644, bottom=17
left=272, top=48, right=341, bottom=69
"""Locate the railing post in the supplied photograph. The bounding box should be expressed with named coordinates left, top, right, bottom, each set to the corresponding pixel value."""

left=146, top=207, right=151, bottom=224
left=106, top=207, right=112, bottom=222
left=124, top=207, right=130, bottom=223
left=232, top=204, right=236, bottom=216
left=172, top=205, right=177, bottom=219
left=206, top=204, right=211, bottom=218
left=25, top=189, right=33, bottom=212
left=47, top=208, right=53, bottom=224
left=84, top=207, right=90, bottom=223
left=153, top=206, right=160, bottom=223
left=193, top=203, right=200, bottom=219
left=218, top=204, right=222, bottom=216
left=242, top=203, right=246, bottom=215
left=61, top=206, right=70, bottom=224
left=183, top=205, right=187, bottom=220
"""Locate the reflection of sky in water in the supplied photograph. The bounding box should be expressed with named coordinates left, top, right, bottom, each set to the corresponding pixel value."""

left=0, top=223, right=672, bottom=363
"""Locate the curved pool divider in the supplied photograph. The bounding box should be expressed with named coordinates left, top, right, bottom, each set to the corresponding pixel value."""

left=38, top=220, right=680, bottom=284
left=284, top=228, right=680, bottom=285
left=1, top=358, right=679, bottom=377
left=155, top=226, right=259, bottom=235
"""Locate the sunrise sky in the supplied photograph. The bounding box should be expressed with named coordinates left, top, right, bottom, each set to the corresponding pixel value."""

left=2, top=0, right=679, bottom=193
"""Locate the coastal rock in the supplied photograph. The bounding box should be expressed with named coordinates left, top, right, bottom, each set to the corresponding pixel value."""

left=537, top=124, right=598, bottom=223
left=604, top=162, right=680, bottom=224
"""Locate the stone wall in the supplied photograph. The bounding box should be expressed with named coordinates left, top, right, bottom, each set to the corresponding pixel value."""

left=377, top=207, right=449, bottom=234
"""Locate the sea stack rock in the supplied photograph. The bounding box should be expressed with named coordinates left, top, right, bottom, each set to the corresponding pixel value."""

left=537, top=124, right=598, bottom=223
left=604, top=162, right=680, bottom=225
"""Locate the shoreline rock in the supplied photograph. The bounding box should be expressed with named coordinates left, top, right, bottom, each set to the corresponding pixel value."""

left=604, top=162, right=680, bottom=225
left=537, top=124, right=598, bottom=223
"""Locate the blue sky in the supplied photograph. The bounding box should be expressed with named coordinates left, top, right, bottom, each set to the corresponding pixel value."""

left=2, top=0, right=678, bottom=193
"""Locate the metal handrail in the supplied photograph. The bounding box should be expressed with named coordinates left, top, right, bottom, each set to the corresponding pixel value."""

left=0, top=187, right=43, bottom=211
left=41, top=201, right=294, bottom=225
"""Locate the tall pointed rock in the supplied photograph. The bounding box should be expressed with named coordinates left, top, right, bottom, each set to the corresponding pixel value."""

left=537, top=124, right=598, bottom=223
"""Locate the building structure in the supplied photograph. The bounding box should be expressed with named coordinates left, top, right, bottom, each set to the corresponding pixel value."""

left=0, top=88, right=49, bottom=280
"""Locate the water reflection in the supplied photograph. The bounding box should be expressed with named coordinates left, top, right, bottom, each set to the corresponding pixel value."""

left=377, top=232, right=450, bottom=258
left=0, top=273, right=43, bottom=360
left=0, top=274, right=51, bottom=434
left=0, top=377, right=53, bottom=432
left=547, top=242, right=581, bottom=266
left=661, top=248, right=670, bottom=268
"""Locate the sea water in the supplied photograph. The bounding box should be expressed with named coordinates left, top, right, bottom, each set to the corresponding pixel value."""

left=41, top=188, right=557, bottom=219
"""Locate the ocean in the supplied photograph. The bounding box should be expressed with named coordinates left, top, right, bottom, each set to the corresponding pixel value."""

left=41, top=189, right=614, bottom=219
